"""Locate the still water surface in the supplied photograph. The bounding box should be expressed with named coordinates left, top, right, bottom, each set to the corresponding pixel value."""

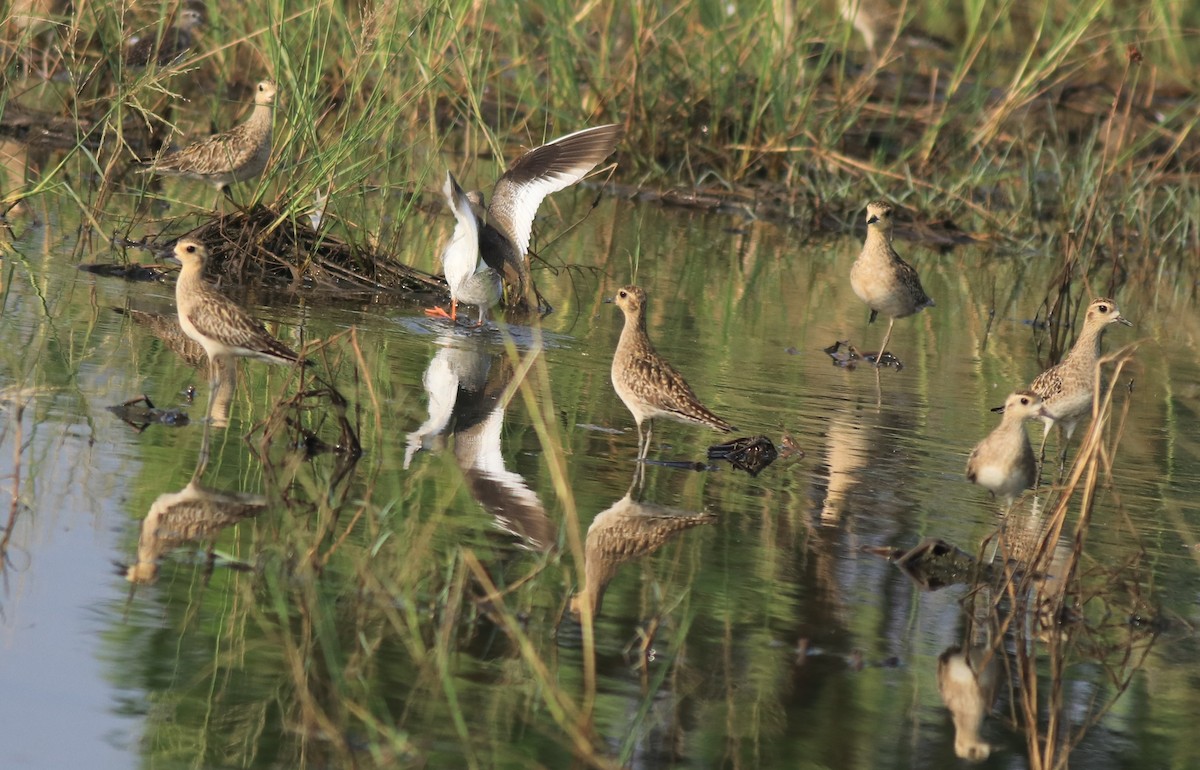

left=2, top=190, right=1199, bottom=768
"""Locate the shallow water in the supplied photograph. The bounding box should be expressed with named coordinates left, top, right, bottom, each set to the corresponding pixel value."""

left=3, top=179, right=1200, bottom=769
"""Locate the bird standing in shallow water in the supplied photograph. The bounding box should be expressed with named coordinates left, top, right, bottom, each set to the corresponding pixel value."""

left=140, top=80, right=277, bottom=199
left=172, top=238, right=307, bottom=421
left=967, top=390, right=1047, bottom=509
left=609, top=285, right=734, bottom=460
left=1028, top=297, right=1132, bottom=466
left=425, top=171, right=502, bottom=326
left=457, top=124, right=623, bottom=311
left=849, top=200, right=934, bottom=367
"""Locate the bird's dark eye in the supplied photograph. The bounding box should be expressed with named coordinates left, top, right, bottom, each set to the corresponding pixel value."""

left=185, top=244, right=196, bottom=253
left=1098, top=304, right=1108, bottom=313
left=619, top=290, right=627, bottom=298
left=1020, top=397, right=1029, bottom=405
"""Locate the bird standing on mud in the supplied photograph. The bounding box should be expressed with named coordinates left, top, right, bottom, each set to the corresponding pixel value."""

left=140, top=80, right=277, bottom=199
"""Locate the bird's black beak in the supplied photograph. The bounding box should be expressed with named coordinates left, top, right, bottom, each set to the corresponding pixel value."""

left=603, top=297, right=614, bottom=304
left=990, top=405, right=1006, bottom=414
left=1116, top=315, right=1133, bottom=327
left=866, top=215, right=879, bottom=225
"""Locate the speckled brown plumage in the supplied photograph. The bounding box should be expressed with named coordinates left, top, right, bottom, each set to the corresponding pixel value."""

left=966, top=390, right=1046, bottom=507
left=1028, top=297, right=1131, bottom=459
left=113, top=306, right=207, bottom=368
left=569, top=491, right=715, bottom=618
left=141, top=80, right=276, bottom=192
left=125, top=480, right=267, bottom=584
left=850, top=200, right=934, bottom=366
left=173, top=239, right=304, bottom=367
left=610, top=285, right=735, bottom=458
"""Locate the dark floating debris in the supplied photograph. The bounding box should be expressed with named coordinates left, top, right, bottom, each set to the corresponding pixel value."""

left=707, top=435, right=778, bottom=476
left=865, top=538, right=981, bottom=590
left=823, top=339, right=902, bottom=369
left=78, top=262, right=174, bottom=283
left=107, top=395, right=189, bottom=432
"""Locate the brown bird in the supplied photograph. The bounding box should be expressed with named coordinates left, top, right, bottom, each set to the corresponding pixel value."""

left=140, top=80, right=277, bottom=198
left=967, top=390, right=1047, bottom=509
left=463, top=124, right=623, bottom=310
left=849, top=200, right=934, bottom=366
left=609, top=284, right=735, bottom=459
left=172, top=238, right=307, bottom=420
left=569, top=489, right=715, bottom=619
left=1028, top=297, right=1132, bottom=463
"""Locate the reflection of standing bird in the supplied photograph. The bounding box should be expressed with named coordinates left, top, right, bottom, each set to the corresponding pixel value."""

left=462, top=124, right=623, bottom=310
left=609, top=285, right=734, bottom=459
left=140, top=80, right=277, bottom=198
left=967, top=390, right=1047, bottom=508
left=849, top=200, right=934, bottom=367
left=124, top=480, right=267, bottom=584
left=124, top=6, right=205, bottom=67
left=937, top=646, right=999, bottom=762
left=172, top=239, right=307, bottom=420
left=569, top=491, right=715, bottom=618
left=426, top=171, right=502, bottom=325
left=1028, top=298, right=1131, bottom=462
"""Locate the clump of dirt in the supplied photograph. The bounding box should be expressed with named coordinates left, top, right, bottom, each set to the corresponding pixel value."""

left=166, top=204, right=447, bottom=295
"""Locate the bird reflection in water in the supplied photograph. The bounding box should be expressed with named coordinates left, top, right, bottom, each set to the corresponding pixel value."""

left=937, top=644, right=1000, bottom=762
left=569, top=472, right=716, bottom=621
left=405, top=330, right=555, bottom=550
left=122, top=464, right=267, bottom=585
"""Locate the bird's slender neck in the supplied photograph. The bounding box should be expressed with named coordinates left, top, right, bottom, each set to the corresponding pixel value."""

left=1064, top=317, right=1108, bottom=365
left=175, top=260, right=205, bottom=293
left=864, top=224, right=893, bottom=253
left=619, top=306, right=650, bottom=350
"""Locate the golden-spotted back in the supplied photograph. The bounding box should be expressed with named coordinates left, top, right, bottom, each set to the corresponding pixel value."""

left=610, top=284, right=734, bottom=458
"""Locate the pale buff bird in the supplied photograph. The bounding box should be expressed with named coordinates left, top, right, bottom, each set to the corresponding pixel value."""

left=171, top=238, right=307, bottom=419
left=1028, top=297, right=1131, bottom=462
left=462, top=124, right=623, bottom=310
left=141, top=80, right=277, bottom=197
left=849, top=200, right=934, bottom=366
left=937, top=645, right=1000, bottom=762
left=609, top=285, right=734, bottom=459
left=967, top=390, right=1047, bottom=508
left=425, top=170, right=503, bottom=325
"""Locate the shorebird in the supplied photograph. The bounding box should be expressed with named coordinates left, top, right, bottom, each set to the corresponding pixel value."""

left=458, top=123, right=623, bottom=311
left=124, top=479, right=267, bottom=584
left=609, top=284, right=735, bottom=459
left=171, top=238, right=307, bottom=420
left=1028, top=297, right=1132, bottom=464
left=425, top=171, right=503, bottom=325
left=140, top=80, right=277, bottom=198
left=967, top=390, right=1048, bottom=508
left=937, top=645, right=999, bottom=762
left=850, top=199, right=934, bottom=367
left=124, top=6, right=204, bottom=67
left=568, top=488, right=715, bottom=619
